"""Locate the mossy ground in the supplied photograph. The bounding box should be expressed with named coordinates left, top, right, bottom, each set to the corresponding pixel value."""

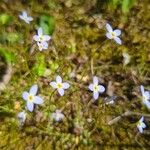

left=0, top=0, right=150, bottom=149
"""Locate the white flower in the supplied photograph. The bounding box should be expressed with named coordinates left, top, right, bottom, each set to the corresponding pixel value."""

left=50, top=76, right=70, bottom=96
left=106, top=23, right=122, bottom=45
left=123, top=52, right=130, bottom=65
left=19, top=11, right=33, bottom=24
left=137, top=116, right=146, bottom=133
left=33, top=27, right=51, bottom=43
left=88, top=76, right=105, bottom=100
left=17, top=111, right=26, bottom=126
left=51, top=109, right=64, bottom=122
left=22, top=85, right=44, bottom=112
left=140, top=85, right=150, bottom=109
left=37, top=41, right=48, bottom=51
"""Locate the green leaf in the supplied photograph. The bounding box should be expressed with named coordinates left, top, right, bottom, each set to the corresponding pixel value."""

left=0, top=14, right=13, bottom=25
left=39, top=15, right=55, bottom=35
left=122, top=0, right=135, bottom=14
left=6, top=33, right=21, bottom=44
left=0, top=48, right=15, bottom=63
left=32, top=55, right=46, bottom=76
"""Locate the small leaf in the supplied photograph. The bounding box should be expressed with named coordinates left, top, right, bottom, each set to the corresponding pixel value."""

left=0, top=48, right=15, bottom=63
left=0, top=14, right=13, bottom=25
left=39, top=15, right=55, bottom=35
left=32, top=55, right=46, bottom=76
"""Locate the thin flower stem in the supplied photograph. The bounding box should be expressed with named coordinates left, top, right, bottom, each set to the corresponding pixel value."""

left=49, top=90, right=56, bottom=111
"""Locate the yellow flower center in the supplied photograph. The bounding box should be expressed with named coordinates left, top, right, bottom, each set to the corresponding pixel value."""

left=40, top=36, right=44, bottom=41
left=111, top=32, right=116, bottom=38
left=28, top=95, right=34, bottom=102
left=94, top=85, right=99, bottom=92
left=57, top=83, right=62, bottom=89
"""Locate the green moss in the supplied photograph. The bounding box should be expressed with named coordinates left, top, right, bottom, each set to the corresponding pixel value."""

left=0, top=0, right=150, bottom=149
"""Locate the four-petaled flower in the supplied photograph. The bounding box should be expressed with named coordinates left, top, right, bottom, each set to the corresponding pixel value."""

left=19, top=11, right=33, bottom=24
left=33, top=27, right=51, bottom=43
left=88, top=76, right=105, bottom=100
left=140, top=85, right=150, bottom=109
left=51, top=109, right=65, bottom=122
left=22, top=85, right=44, bottom=112
left=137, top=116, right=146, bottom=133
left=50, top=75, right=70, bottom=96
left=106, top=23, right=122, bottom=45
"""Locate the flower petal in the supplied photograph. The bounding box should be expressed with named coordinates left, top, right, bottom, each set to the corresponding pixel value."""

left=144, top=91, right=150, bottom=100
left=56, top=76, right=62, bottom=83
left=88, top=84, right=94, bottom=91
left=22, top=92, right=29, bottom=101
left=98, top=85, right=105, bottom=93
left=27, top=101, right=34, bottom=112
left=140, top=85, right=145, bottom=95
left=106, top=23, right=113, bottom=32
left=58, top=88, right=64, bottom=96
left=114, top=29, right=121, bottom=36
left=141, top=122, right=146, bottom=128
left=140, top=116, right=144, bottom=122
left=50, top=81, right=57, bottom=89
left=114, top=37, right=122, bottom=45
left=33, top=35, right=40, bottom=42
left=145, top=100, right=150, bottom=109
left=106, top=33, right=113, bottom=39
left=38, top=27, right=43, bottom=36
left=37, top=41, right=48, bottom=51
left=33, top=96, right=43, bottom=104
left=43, top=35, right=51, bottom=41
left=29, top=84, right=38, bottom=95
left=19, top=15, right=24, bottom=20
left=93, top=91, right=99, bottom=100
left=22, top=11, right=27, bottom=17
left=62, top=82, right=70, bottom=89
left=138, top=126, right=143, bottom=133
left=93, top=76, right=98, bottom=85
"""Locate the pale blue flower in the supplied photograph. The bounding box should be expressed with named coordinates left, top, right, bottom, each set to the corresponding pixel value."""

left=88, top=76, right=105, bottom=100
left=137, top=116, right=146, bottom=133
left=33, top=27, right=51, bottom=43
left=106, top=23, right=122, bottom=45
left=51, top=109, right=64, bottom=122
left=140, top=85, right=150, bottom=109
left=22, top=85, right=44, bottom=112
left=19, top=11, right=33, bottom=24
left=50, top=76, right=70, bottom=96
left=37, top=41, right=48, bottom=51
left=17, top=111, right=26, bottom=126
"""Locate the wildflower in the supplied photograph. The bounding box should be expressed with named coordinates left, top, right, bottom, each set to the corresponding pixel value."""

left=17, top=111, right=26, bottom=126
left=19, top=11, right=33, bottom=24
left=88, top=76, right=105, bottom=100
left=37, top=41, right=48, bottom=51
left=123, top=52, right=130, bottom=65
left=106, top=23, right=122, bottom=45
left=51, top=109, right=64, bottom=122
left=137, top=116, right=146, bottom=133
left=33, top=27, right=51, bottom=43
left=22, top=84, right=44, bottom=112
left=50, top=75, right=70, bottom=96
left=140, top=85, right=150, bottom=109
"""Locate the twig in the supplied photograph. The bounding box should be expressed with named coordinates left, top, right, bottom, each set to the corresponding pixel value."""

left=108, top=111, right=150, bottom=125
